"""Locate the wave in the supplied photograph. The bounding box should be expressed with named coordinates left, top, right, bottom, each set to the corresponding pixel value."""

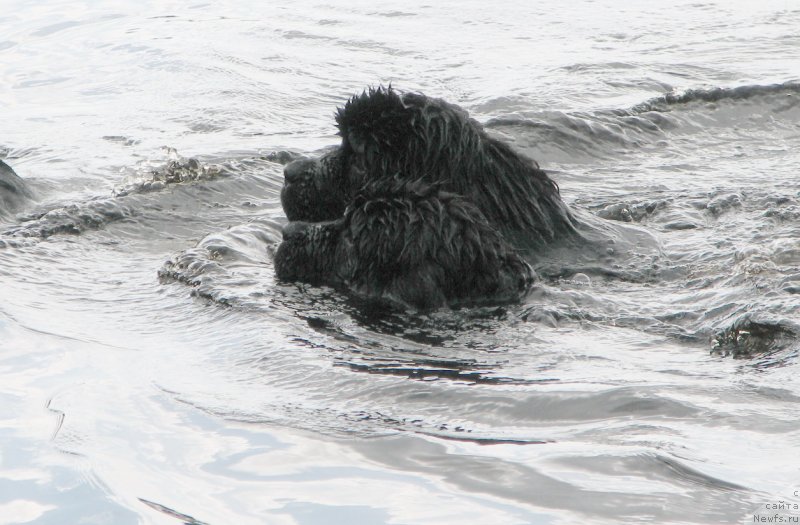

left=485, top=82, right=800, bottom=165
left=1, top=151, right=229, bottom=240
left=626, top=81, right=800, bottom=113
left=4, top=198, right=138, bottom=239
left=158, top=219, right=282, bottom=306
left=113, top=150, right=227, bottom=197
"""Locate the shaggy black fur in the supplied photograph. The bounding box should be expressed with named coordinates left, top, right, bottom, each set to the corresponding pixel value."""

left=275, top=178, right=535, bottom=310
left=281, top=86, right=577, bottom=250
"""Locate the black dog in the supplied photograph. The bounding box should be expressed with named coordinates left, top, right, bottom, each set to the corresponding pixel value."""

left=281, top=87, right=577, bottom=252
left=275, top=178, right=535, bottom=310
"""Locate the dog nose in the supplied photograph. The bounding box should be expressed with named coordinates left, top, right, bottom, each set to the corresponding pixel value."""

left=283, top=158, right=316, bottom=184
left=281, top=221, right=311, bottom=240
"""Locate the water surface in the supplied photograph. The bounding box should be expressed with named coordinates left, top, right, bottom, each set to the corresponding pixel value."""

left=1, top=1, right=799, bottom=524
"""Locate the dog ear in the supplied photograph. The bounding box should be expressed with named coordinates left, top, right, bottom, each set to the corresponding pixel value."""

left=335, top=86, right=416, bottom=156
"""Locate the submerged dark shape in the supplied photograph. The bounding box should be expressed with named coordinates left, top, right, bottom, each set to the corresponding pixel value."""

left=275, top=178, right=536, bottom=310
left=711, top=317, right=799, bottom=359
left=0, top=159, right=32, bottom=216
left=281, top=86, right=577, bottom=251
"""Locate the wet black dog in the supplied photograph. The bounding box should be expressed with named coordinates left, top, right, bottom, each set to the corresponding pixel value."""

left=275, top=178, right=535, bottom=310
left=281, top=87, right=577, bottom=251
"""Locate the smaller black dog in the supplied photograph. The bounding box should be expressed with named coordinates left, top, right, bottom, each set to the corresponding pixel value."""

left=275, top=178, right=535, bottom=310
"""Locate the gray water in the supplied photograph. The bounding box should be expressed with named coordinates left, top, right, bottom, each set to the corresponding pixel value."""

left=2, top=1, right=800, bottom=524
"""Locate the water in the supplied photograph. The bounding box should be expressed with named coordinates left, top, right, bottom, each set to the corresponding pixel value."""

left=1, top=1, right=799, bottom=523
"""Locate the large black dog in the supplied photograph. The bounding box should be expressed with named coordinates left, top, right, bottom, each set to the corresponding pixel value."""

left=281, top=87, right=578, bottom=252
left=276, top=87, right=659, bottom=308
left=275, top=178, right=535, bottom=310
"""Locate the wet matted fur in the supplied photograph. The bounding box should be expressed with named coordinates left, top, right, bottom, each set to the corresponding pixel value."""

left=281, top=86, right=577, bottom=250
left=275, top=178, right=535, bottom=310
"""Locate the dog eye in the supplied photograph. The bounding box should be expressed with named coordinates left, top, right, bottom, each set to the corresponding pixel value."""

left=348, top=133, right=366, bottom=155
